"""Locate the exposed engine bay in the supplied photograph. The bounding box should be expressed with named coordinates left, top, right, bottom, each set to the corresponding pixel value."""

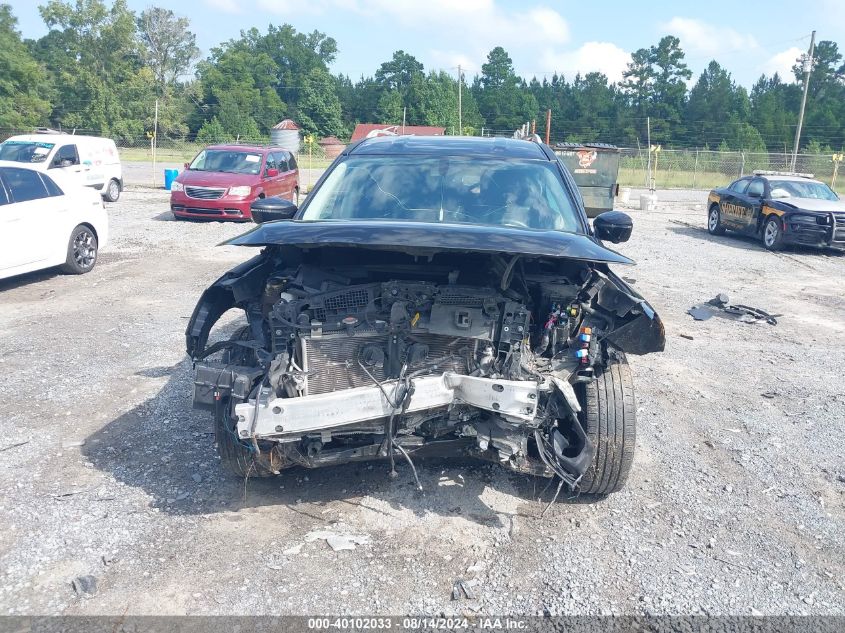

left=187, top=245, right=664, bottom=493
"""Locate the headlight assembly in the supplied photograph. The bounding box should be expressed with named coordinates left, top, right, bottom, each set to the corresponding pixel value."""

left=228, top=186, right=252, bottom=197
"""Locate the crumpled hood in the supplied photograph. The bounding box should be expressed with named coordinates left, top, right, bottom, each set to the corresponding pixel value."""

left=777, top=198, right=845, bottom=213
left=222, top=220, right=635, bottom=265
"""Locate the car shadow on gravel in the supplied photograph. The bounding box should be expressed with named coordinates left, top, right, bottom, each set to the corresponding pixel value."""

left=82, top=358, right=563, bottom=526
left=668, top=225, right=845, bottom=257
left=0, top=267, right=62, bottom=291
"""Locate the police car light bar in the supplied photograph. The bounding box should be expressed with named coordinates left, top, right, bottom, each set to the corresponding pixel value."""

left=753, top=170, right=815, bottom=179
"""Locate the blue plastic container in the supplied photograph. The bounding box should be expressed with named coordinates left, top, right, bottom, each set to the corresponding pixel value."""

left=164, top=168, right=179, bottom=190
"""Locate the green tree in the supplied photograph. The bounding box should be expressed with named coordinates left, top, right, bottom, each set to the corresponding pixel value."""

left=376, top=89, right=403, bottom=123
left=296, top=67, right=344, bottom=137
left=137, top=7, right=199, bottom=96
left=34, top=0, right=154, bottom=139
left=685, top=61, right=750, bottom=147
left=749, top=74, right=797, bottom=152
left=0, top=4, right=52, bottom=129
left=197, top=41, right=285, bottom=139
left=375, top=50, right=424, bottom=93
left=620, top=48, right=654, bottom=120
left=474, top=46, right=538, bottom=131
left=649, top=35, right=692, bottom=142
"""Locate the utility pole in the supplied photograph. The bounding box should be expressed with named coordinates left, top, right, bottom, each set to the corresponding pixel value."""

left=402, top=107, right=406, bottom=135
left=646, top=116, right=652, bottom=190
left=457, top=65, right=462, bottom=136
left=791, top=30, right=815, bottom=171
left=152, top=98, right=159, bottom=188
left=545, top=109, right=551, bottom=145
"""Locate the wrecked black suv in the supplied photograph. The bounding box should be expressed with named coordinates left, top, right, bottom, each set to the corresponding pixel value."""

left=186, top=136, right=664, bottom=496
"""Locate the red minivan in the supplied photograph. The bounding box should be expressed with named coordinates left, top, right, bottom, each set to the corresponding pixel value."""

left=170, top=144, right=300, bottom=221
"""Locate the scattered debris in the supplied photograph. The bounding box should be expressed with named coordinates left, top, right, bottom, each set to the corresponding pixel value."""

left=761, top=391, right=777, bottom=399
left=61, top=440, right=86, bottom=449
left=679, top=333, right=694, bottom=340
left=451, top=578, right=476, bottom=601
left=282, top=543, right=304, bottom=555
left=191, top=473, right=203, bottom=483
left=304, top=530, right=370, bottom=552
left=688, top=293, right=779, bottom=325
left=71, top=575, right=98, bottom=597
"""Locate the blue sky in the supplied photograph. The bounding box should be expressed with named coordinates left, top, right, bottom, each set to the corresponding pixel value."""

left=8, top=0, right=844, bottom=87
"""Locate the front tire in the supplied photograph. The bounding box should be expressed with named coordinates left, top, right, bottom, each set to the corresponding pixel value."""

left=708, top=204, right=726, bottom=235
left=214, top=326, right=274, bottom=478
left=60, top=225, right=98, bottom=274
left=763, top=216, right=784, bottom=251
left=578, top=354, right=636, bottom=495
left=104, top=179, right=121, bottom=202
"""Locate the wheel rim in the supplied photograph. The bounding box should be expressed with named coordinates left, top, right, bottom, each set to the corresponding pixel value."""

left=73, top=231, right=96, bottom=268
left=108, top=181, right=119, bottom=199
left=709, top=208, right=719, bottom=231
left=764, top=221, right=778, bottom=246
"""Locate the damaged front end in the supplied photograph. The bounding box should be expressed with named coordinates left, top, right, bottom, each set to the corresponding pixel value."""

left=187, top=240, right=663, bottom=494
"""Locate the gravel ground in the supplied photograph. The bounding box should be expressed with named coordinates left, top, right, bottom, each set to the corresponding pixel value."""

left=0, top=187, right=843, bottom=617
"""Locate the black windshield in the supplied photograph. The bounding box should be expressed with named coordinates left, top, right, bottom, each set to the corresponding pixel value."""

left=302, top=156, right=583, bottom=232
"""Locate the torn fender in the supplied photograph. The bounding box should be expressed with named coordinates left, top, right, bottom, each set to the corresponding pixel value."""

left=185, top=252, right=272, bottom=359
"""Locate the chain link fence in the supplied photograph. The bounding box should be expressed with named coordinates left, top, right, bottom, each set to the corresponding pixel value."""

left=1, top=128, right=842, bottom=193
left=618, top=148, right=843, bottom=192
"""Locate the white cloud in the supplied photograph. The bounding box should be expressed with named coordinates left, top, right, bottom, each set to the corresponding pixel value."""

left=763, top=47, right=802, bottom=81
left=541, top=42, right=631, bottom=83
left=205, top=0, right=242, bottom=13
left=429, top=50, right=481, bottom=74
left=256, top=0, right=571, bottom=60
left=660, top=17, right=758, bottom=57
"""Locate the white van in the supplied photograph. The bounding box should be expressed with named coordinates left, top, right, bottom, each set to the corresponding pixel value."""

left=0, top=133, right=123, bottom=202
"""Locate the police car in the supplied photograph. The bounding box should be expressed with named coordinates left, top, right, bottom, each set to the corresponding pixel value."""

left=707, top=171, right=845, bottom=251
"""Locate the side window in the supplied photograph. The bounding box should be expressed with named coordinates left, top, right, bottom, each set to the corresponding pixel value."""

left=746, top=179, right=764, bottom=198
left=0, top=174, right=9, bottom=206
left=5, top=168, right=49, bottom=202
left=730, top=179, right=749, bottom=193
left=40, top=173, right=65, bottom=197
left=288, top=153, right=297, bottom=170
left=265, top=153, right=277, bottom=173
left=52, top=144, right=80, bottom=168
left=277, top=152, right=290, bottom=172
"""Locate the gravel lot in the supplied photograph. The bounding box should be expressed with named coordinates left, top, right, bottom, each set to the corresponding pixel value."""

left=0, top=187, right=843, bottom=617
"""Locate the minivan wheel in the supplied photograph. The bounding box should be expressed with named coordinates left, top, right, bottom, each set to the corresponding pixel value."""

left=577, top=353, right=636, bottom=495
left=60, top=225, right=98, bottom=274
left=104, top=178, right=121, bottom=202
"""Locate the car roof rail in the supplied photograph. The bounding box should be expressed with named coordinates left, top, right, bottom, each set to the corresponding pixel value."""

left=753, top=170, right=815, bottom=179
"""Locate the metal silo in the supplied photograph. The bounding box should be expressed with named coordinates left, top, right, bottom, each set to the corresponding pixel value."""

left=270, top=119, right=300, bottom=155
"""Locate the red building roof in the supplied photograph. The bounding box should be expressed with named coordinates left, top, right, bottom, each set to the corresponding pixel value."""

left=350, top=123, right=446, bottom=142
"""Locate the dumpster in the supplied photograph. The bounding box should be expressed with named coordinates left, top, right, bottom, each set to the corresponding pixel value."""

left=164, top=168, right=179, bottom=191
left=553, top=143, right=620, bottom=218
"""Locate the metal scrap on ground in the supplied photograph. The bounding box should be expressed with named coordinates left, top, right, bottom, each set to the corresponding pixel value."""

left=688, top=293, right=779, bottom=325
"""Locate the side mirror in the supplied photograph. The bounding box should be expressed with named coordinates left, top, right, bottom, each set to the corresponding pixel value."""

left=593, top=211, right=633, bottom=244
left=250, top=197, right=298, bottom=224
left=184, top=162, right=190, bottom=169
left=266, top=168, right=279, bottom=178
